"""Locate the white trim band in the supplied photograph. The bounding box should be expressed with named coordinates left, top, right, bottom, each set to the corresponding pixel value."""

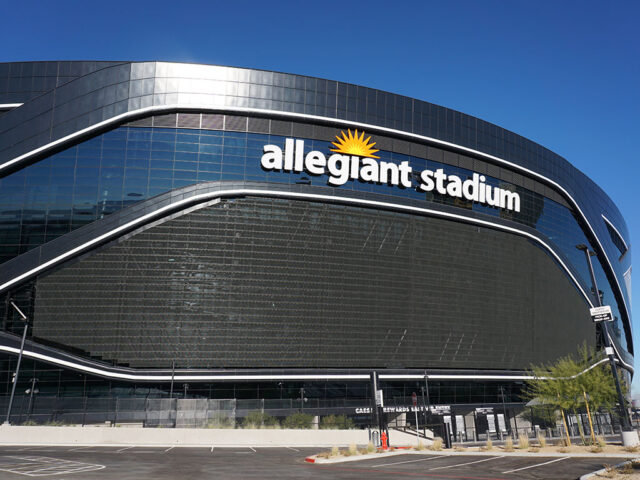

left=602, top=214, right=629, bottom=253
left=0, top=345, right=624, bottom=382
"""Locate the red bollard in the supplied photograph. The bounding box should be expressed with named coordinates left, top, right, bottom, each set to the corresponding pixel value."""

left=381, top=431, right=388, bottom=450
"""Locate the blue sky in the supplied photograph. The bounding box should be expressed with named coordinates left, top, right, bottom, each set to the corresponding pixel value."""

left=2, top=1, right=639, bottom=387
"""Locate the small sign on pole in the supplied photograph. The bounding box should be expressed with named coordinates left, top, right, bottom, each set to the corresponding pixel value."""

left=375, top=389, right=384, bottom=407
left=590, top=305, right=613, bottom=322
left=412, top=392, right=418, bottom=407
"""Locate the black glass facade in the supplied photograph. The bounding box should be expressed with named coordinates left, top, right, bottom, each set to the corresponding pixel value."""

left=33, top=197, right=593, bottom=369
left=0, top=61, right=632, bottom=406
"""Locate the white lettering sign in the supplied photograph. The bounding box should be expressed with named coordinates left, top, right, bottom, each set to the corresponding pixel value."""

left=261, top=139, right=521, bottom=212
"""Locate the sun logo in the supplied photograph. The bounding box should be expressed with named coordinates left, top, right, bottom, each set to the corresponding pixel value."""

left=330, top=129, right=380, bottom=159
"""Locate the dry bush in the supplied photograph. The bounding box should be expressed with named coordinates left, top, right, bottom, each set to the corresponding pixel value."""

left=623, top=445, right=639, bottom=453
left=415, top=441, right=426, bottom=451
left=504, top=437, right=514, bottom=452
left=537, top=434, right=547, bottom=448
left=430, top=437, right=443, bottom=451
left=528, top=447, right=540, bottom=453
left=330, top=445, right=339, bottom=457
left=557, top=447, right=569, bottom=453
left=517, top=434, right=529, bottom=449
left=366, top=442, right=376, bottom=453
left=483, top=437, right=493, bottom=451
left=596, top=435, right=607, bottom=448
left=588, top=445, right=603, bottom=453
left=348, top=443, right=358, bottom=456
left=618, top=463, right=634, bottom=474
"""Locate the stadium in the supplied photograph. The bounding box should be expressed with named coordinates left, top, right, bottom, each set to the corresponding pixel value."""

left=0, top=61, right=632, bottom=432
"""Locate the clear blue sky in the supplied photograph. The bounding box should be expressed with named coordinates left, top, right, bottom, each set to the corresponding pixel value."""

left=2, top=1, right=639, bottom=387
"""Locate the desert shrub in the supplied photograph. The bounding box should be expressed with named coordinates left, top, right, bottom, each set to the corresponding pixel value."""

left=282, top=413, right=314, bottom=429
left=330, top=445, right=339, bottom=457
left=20, top=420, right=38, bottom=426
left=589, top=445, right=603, bottom=453
left=517, top=434, right=529, bottom=449
left=623, top=445, right=639, bottom=453
left=319, top=414, right=354, bottom=430
left=430, top=437, right=443, bottom=451
left=348, top=443, right=358, bottom=456
left=44, top=420, right=67, bottom=426
left=504, top=436, right=514, bottom=452
left=537, top=433, right=547, bottom=448
left=619, top=463, right=634, bottom=474
left=415, top=441, right=426, bottom=451
left=241, top=411, right=278, bottom=429
left=366, top=442, right=375, bottom=453
left=596, top=435, right=607, bottom=448
left=207, top=416, right=235, bottom=429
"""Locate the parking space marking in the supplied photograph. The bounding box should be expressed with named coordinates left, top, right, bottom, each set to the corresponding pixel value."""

left=249, top=447, right=256, bottom=452
left=116, top=446, right=135, bottom=453
left=164, top=446, right=174, bottom=453
left=286, top=447, right=300, bottom=452
left=502, top=456, right=568, bottom=473
left=0, top=456, right=105, bottom=477
left=430, top=456, right=505, bottom=470
left=371, top=454, right=448, bottom=467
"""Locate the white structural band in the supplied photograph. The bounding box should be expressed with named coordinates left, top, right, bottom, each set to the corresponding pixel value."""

left=602, top=214, right=629, bottom=253
left=0, top=104, right=629, bottom=329
left=0, top=345, right=621, bottom=382
left=0, top=103, right=23, bottom=109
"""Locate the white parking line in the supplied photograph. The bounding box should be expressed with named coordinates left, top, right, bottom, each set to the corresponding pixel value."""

left=249, top=447, right=256, bottom=453
left=372, top=455, right=448, bottom=467
left=0, top=456, right=105, bottom=477
left=502, top=456, right=569, bottom=473
left=164, top=446, right=174, bottom=453
left=430, top=456, right=504, bottom=470
left=210, top=446, right=214, bottom=453
left=286, top=447, right=300, bottom=452
left=116, top=446, right=135, bottom=453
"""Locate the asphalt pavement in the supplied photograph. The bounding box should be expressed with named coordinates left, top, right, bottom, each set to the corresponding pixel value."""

left=0, top=445, right=629, bottom=479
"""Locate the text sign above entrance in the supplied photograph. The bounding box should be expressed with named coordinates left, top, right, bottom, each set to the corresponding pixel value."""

left=590, top=305, right=613, bottom=322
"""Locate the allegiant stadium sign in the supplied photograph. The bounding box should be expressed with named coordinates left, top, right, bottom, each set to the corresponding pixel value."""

left=261, top=130, right=521, bottom=212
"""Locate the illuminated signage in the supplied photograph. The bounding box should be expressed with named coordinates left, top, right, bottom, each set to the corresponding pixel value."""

left=261, top=130, right=521, bottom=212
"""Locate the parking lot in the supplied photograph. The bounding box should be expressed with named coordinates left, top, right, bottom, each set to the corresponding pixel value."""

left=0, top=446, right=628, bottom=479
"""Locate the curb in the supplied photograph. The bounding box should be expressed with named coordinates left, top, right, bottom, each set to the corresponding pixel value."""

left=579, top=457, right=640, bottom=479
left=305, top=449, right=640, bottom=465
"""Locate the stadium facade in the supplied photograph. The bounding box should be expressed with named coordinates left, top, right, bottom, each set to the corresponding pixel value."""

left=0, top=61, right=632, bottom=426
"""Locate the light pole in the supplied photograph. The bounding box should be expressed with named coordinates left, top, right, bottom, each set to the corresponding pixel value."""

left=576, top=244, right=633, bottom=437
left=25, top=378, right=39, bottom=422
left=299, top=387, right=306, bottom=412
left=4, top=300, right=29, bottom=425
left=499, top=385, right=509, bottom=436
